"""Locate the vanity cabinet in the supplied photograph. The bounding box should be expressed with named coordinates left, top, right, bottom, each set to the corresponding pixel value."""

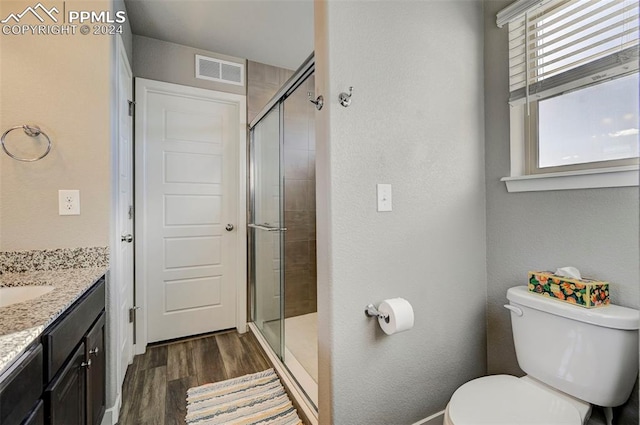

left=0, top=343, right=43, bottom=425
left=42, top=277, right=105, bottom=425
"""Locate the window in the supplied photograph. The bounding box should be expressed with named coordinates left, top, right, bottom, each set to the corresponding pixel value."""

left=535, top=73, right=638, bottom=171
left=497, top=0, right=639, bottom=192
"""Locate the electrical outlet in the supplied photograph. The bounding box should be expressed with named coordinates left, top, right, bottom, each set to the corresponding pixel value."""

left=58, top=190, right=80, bottom=215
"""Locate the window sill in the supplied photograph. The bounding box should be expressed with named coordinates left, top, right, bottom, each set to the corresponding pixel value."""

left=501, top=165, right=639, bottom=193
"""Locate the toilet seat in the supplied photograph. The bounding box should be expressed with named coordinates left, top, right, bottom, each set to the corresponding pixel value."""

left=445, top=375, right=584, bottom=425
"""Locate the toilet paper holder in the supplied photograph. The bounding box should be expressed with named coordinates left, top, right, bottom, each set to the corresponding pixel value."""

left=365, top=304, right=390, bottom=323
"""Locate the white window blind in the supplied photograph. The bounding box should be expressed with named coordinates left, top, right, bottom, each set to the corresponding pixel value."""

left=503, top=0, right=639, bottom=103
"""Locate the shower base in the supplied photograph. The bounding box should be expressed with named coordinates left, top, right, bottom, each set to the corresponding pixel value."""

left=257, top=312, right=318, bottom=407
left=284, top=312, right=318, bottom=406
left=249, top=322, right=318, bottom=424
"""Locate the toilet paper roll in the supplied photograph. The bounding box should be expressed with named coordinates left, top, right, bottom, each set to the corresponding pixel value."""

left=378, top=298, right=414, bottom=335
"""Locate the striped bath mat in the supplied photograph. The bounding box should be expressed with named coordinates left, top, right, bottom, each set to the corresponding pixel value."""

left=186, top=369, right=303, bottom=425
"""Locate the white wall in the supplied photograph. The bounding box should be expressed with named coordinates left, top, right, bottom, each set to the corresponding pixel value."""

left=483, top=2, right=639, bottom=423
left=315, top=1, right=487, bottom=422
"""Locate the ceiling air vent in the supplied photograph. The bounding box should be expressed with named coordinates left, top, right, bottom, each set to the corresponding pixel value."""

left=195, top=55, right=244, bottom=86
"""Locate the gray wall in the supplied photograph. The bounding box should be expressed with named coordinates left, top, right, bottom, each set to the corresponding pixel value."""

left=483, top=2, right=639, bottom=424
left=133, top=35, right=245, bottom=95
left=315, top=1, right=487, bottom=423
left=0, top=0, right=111, bottom=251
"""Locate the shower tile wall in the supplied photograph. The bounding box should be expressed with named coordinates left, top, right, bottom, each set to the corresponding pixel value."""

left=247, top=61, right=317, bottom=319
left=283, top=76, right=317, bottom=318
left=247, top=61, right=293, bottom=123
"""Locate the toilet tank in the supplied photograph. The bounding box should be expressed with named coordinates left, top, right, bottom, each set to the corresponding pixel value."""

left=506, top=286, right=639, bottom=407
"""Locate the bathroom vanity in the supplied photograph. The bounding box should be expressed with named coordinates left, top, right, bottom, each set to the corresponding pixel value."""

left=0, top=268, right=107, bottom=425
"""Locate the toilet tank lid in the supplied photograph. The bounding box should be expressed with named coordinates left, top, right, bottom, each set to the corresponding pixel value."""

left=507, top=286, right=639, bottom=330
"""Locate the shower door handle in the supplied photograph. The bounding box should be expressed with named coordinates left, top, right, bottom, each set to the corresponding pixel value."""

left=248, top=223, right=287, bottom=232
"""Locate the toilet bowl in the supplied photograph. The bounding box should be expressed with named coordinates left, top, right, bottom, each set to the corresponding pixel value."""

left=442, top=286, right=639, bottom=425
left=443, top=375, right=591, bottom=425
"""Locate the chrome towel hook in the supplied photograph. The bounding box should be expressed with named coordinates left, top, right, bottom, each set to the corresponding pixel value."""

left=308, top=92, right=324, bottom=110
left=339, top=86, right=353, bottom=107
left=1, top=125, right=52, bottom=162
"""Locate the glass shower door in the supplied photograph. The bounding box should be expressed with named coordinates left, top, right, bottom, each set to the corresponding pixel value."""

left=248, top=55, right=317, bottom=413
left=249, top=104, right=284, bottom=358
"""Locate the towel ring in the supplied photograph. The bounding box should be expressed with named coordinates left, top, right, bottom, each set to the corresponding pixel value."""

left=1, top=125, right=52, bottom=162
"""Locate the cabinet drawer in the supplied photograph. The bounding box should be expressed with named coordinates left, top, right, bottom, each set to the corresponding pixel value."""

left=42, top=278, right=105, bottom=382
left=0, top=343, right=43, bottom=425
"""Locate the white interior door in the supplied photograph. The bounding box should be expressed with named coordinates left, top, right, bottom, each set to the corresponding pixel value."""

left=115, top=36, right=134, bottom=390
left=136, top=78, right=245, bottom=343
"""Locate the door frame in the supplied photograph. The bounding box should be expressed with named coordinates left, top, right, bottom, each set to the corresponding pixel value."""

left=134, top=78, right=247, bottom=353
left=106, top=34, right=133, bottom=425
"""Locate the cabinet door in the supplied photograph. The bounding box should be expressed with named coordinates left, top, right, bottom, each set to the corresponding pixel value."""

left=85, top=312, right=105, bottom=425
left=22, top=400, right=44, bottom=425
left=0, top=343, right=42, bottom=425
left=44, top=343, right=86, bottom=425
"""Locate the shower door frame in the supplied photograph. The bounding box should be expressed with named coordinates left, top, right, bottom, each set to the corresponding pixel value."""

left=248, top=102, right=285, bottom=357
left=248, top=53, right=317, bottom=415
left=248, top=53, right=315, bottom=337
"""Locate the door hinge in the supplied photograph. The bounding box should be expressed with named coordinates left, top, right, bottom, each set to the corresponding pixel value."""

left=128, top=100, right=135, bottom=117
left=129, top=306, right=140, bottom=323
left=128, top=205, right=134, bottom=220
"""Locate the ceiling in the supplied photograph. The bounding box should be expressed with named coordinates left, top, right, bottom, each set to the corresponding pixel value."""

left=124, top=0, right=314, bottom=70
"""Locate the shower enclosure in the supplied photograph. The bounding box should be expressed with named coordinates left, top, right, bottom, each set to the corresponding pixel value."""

left=248, top=55, right=318, bottom=410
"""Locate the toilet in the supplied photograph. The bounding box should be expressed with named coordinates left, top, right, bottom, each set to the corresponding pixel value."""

left=444, top=286, right=639, bottom=425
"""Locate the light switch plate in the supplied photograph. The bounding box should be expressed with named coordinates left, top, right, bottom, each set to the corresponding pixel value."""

left=377, top=184, right=392, bottom=212
left=58, top=190, right=80, bottom=215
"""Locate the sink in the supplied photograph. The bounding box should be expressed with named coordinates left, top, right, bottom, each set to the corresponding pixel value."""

left=0, top=286, right=55, bottom=307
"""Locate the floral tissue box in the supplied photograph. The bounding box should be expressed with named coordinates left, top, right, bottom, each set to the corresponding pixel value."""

left=528, top=271, right=609, bottom=308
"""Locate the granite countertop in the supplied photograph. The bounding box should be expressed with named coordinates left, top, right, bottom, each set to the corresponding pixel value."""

left=0, top=267, right=107, bottom=375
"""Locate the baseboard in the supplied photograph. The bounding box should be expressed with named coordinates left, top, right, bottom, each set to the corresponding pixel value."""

left=101, top=393, right=122, bottom=425
left=412, top=410, right=445, bottom=425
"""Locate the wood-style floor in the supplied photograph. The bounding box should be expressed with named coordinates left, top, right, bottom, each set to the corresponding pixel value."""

left=117, top=330, right=272, bottom=425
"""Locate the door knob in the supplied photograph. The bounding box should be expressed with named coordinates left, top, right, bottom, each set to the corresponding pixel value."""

left=225, top=224, right=234, bottom=232
left=121, top=234, right=133, bottom=243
